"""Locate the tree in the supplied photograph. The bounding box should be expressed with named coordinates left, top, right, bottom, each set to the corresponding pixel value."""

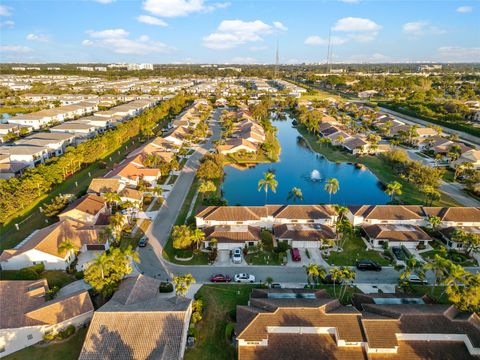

left=104, top=192, right=121, bottom=210
left=324, top=178, right=339, bottom=204
left=173, top=274, right=196, bottom=297
left=287, top=187, right=303, bottom=203
left=191, top=228, right=206, bottom=250
left=172, top=225, right=194, bottom=249
left=339, top=267, right=356, bottom=301
left=423, top=250, right=449, bottom=296
left=108, top=212, right=125, bottom=240
left=427, top=215, right=441, bottom=231
left=452, top=229, right=480, bottom=257
left=84, top=246, right=139, bottom=297
left=258, top=171, right=278, bottom=204
left=43, top=194, right=73, bottom=217
left=305, top=263, right=319, bottom=285
left=329, top=266, right=343, bottom=296
left=58, top=238, right=79, bottom=257
left=198, top=180, right=217, bottom=201
left=385, top=181, right=402, bottom=202
left=398, top=257, right=425, bottom=288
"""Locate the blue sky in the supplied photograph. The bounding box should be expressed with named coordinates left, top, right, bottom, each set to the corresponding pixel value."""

left=1, top=0, right=479, bottom=63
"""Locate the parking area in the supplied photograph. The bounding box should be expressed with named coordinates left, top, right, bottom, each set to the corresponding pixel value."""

left=286, top=248, right=329, bottom=267
left=215, top=249, right=247, bottom=266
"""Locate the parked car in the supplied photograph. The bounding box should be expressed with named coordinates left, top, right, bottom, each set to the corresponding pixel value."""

left=321, top=274, right=344, bottom=285
left=234, top=273, right=255, bottom=283
left=290, top=248, right=301, bottom=262
left=356, top=260, right=382, bottom=272
left=138, top=236, right=149, bottom=247
left=210, top=274, right=232, bottom=283
left=271, top=283, right=282, bottom=289
left=408, top=274, right=428, bottom=284
left=232, top=248, right=242, bottom=264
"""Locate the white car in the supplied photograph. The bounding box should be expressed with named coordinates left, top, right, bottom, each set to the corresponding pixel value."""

left=232, top=248, right=242, bottom=264
left=234, top=273, right=255, bottom=283
left=408, top=274, right=428, bottom=284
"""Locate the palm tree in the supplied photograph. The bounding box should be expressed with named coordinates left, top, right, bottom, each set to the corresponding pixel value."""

left=287, top=187, right=303, bottom=203
left=339, top=267, right=356, bottom=301
left=91, top=252, right=110, bottom=280
left=385, top=181, right=402, bottom=202
left=58, top=238, right=79, bottom=257
left=191, top=229, right=206, bottom=250
left=258, top=171, right=278, bottom=204
left=428, top=215, right=441, bottom=231
left=423, top=251, right=448, bottom=296
left=304, top=263, right=319, bottom=285
left=108, top=212, right=125, bottom=240
left=398, top=257, right=425, bottom=288
left=329, top=266, right=343, bottom=296
left=104, top=192, right=121, bottom=211
left=324, top=178, right=339, bottom=204
left=198, top=180, right=217, bottom=202
left=173, top=274, right=196, bottom=297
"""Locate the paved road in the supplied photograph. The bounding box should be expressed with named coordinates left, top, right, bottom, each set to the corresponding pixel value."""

left=138, top=109, right=222, bottom=279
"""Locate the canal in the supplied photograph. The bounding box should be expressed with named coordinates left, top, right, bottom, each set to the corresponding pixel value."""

left=221, top=116, right=390, bottom=206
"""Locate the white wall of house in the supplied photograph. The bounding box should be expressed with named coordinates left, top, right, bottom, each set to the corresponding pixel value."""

left=0, top=249, right=70, bottom=270
left=0, top=311, right=93, bottom=357
left=367, top=238, right=426, bottom=250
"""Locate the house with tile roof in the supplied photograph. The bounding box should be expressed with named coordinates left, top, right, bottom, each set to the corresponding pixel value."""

left=362, top=224, right=432, bottom=250
left=79, top=274, right=192, bottom=360
left=203, top=225, right=262, bottom=250
left=87, top=178, right=124, bottom=195
left=0, top=218, right=108, bottom=270
left=58, top=194, right=107, bottom=225
left=0, top=280, right=94, bottom=356
left=272, top=223, right=336, bottom=249
left=236, top=288, right=480, bottom=360
left=347, top=205, right=426, bottom=226
left=451, top=149, right=480, bottom=170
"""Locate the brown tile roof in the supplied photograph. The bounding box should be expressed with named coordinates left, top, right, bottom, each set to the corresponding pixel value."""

left=204, top=225, right=261, bottom=243
left=0, top=280, right=93, bottom=329
left=349, top=205, right=424, bottom=221
left=79, top=275, right=191, bottom=360
left=272, top=205, right=337, bottom=220
left=273, top=223, right=335, bottom=241
left=61, top=194, right=106, bottom=216
left=119, top=188, right=143, bottom=201
left=87, top=178, right=122, bottom=194
left=107, top=161, right=160, bottom=180
left=0, top=218, right=105, bottom=261
left=217, top=138, right=258, bottom=152
left=362, top=224, right=432, bottom=242
left=343, top=137, right=368, bottom=150
left=196, top=206, right=266, bottom=221
left=439, top=226, right=480, bottom=239
left=423, top=207, right=480, bottom=223
left=369, top=340, right=479, bottom=359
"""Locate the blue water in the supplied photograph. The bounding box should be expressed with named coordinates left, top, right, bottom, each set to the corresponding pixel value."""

left=221, top=117, right=390, bottom=206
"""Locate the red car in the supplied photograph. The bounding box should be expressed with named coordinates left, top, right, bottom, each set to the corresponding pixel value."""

left=210, top=274, right=232, bottom=283
left=290, top=248, right=301, bottom=262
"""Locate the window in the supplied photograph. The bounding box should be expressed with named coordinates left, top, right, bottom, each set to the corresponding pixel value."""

left=248, top=242, right=255, bottom=247
left=236, top=221, right=244, bottom=225
left=27, top=334, right=33, bottom=340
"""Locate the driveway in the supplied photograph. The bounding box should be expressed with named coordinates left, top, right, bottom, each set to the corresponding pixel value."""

left=56, top=279, right=92, bottom=298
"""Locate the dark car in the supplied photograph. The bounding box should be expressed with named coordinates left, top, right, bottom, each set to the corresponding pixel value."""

left=290, top=248, right=301, bottom=262
left=138, top=236, right=149, bottom=247
left=321, top=274, right=344, bottom=285
left=356, top=260, right=382, bottom=272
left=210, top=274, right=232, bottom=283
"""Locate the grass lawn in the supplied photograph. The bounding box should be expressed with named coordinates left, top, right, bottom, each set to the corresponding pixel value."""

left=0, top=270, right=76, bottom=289
left=185, top=284, right=257, bottom=360
left=167, top=175, right=178, bottom=185
left=118, top=219, right=152, bottom=250
left=0, top=136, right=145, bottom=251
left=245, top=251, right=282, bottom=265
left=296, top=124, right=460, bottom=207
left=442, top=168, right=456, bottom=183
left=421, top=249, right=478, bottom=267
left=326, top=232, right=391, bottom=266
left=3, top=327, right=88, bottom=360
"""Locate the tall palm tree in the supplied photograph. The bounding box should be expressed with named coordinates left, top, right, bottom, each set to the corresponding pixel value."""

left=258, top=171, right=278, bottom=204
left=398, top=257, right=425, bottom=287
left=287, top=187, right=303, bottom=203
left=104, top=192, right=121, bottom=211
left=191, top=229, right=206, bottom=250
left=108, top=212, right=125, bottom=240
left=339, top=267, right=356, bottom=301
left=304, top=263, right=319, bottom=285
left=58, top=238, right=79, bottom=257
left=423, top=251, right=448, bottom=296
left=385, top=181, right=402, bottom=202
left=91, top=252, right=110, bottom=280
left=324, top=178, right=339, bottom=204
left=428, top=215, right=441, bottom=231
left=329, top=266, right=343, bottom=296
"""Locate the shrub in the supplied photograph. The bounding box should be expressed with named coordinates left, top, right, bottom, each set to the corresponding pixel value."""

left=275, top=241, right=289, bottom=253
left=74, top=271, right=84, bottom=280
left=57, top=325, right=75, bottom=340
left=225, top=322, right=235, bottom=342
left=45, top=285, right=60, bottom=301
left=29, top=263, right=45, bottom=274
left=228, top=308, right=236, bottom=322
left=43, top=332, right=56, bottom=342
left=159, top=282, right=174, bottom=293
left=208, top=249, right=218, bottom=263
left=176, top=249, right=193, bottom=259
left=305, top=249, right=311, bottom=259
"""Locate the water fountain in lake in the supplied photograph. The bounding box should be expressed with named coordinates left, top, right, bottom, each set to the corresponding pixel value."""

left=310, top=169, right=321, bottom=182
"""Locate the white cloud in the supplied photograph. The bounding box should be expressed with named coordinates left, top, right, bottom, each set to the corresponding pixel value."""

left=273, top=21, right=288, bottom=31
left=435, top=46, right=480, bottom=62
left=456, top=6, right=473, bottom=13
left=0, top=45, right=33, bottom=53
left=0, top=20, right=14, bottom=28
left=249, top=45, right=268, bottom=52
left=0, top=5, right=11, bottom=16
left=331, top=17, right=381, bottom=42
left=137, top=14, right=168, bottom=26
left=304, top=35, right=347, bottom=46
left=26, top=33, right=49, bottom=42
left=143, top=0, right=229, bottom=17
left=402, top=21, right=445, bottom=36
left=83, top=28, right=173, bottom=55
left=203, top=19, right=286, bottom=49
left=332, top=17, right=381, bottom=32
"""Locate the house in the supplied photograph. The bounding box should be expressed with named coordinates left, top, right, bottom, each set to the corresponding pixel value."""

left=106, top=160, right=161, bottom=187
left=423, top=207, right=480, bottom=227
left=50, top=121, right=98, bottom=142
left=342, top=136, right=368, bottom=155
left=195, top=205, right=337, bottom=229
left=236, top=288, right=480, bottom=360
left=0, top=280, right=94, bottom=356
left=15, top=132, right=76, bottom=158
left=450, top=149, right=480, bottom=170
left=362, top=224, right=432, bottom=249
left=0, top=218, right=108, bottom=270
left=79, top=275, right=192, bottom=360
left=273, top=223, right=335, bottom=249
left=58, top=194, right=107, bottom=225
left=0, top=154, right=28, bottom=179
left=217, top=138, right=258, bottom=155
left=347, top=205, right=425, bottom=226
left=164, top=127, right=193, bottom=146
left=0, top=144, right=49, bottom=167
left=438, top=226, right=480, bottom=252
left=203, top=225, right=261, bottom=250
left=119, top=187, right=144, bottom=207
left=87, top=178, right=124, bottom=195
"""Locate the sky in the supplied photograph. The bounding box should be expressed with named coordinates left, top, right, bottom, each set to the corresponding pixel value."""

left=0, top=0, right=479, bottom=64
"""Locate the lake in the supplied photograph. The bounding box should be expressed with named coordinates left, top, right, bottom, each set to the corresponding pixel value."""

left=221, top=116, right=390, bottom=206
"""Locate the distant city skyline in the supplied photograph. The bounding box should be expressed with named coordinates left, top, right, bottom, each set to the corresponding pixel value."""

left=1, top=0, right=479, bottom=64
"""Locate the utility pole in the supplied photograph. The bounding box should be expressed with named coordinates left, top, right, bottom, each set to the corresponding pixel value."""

left=274, top=37, right=279, bottom=79
left=326, top=28, right=332, bottom=73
